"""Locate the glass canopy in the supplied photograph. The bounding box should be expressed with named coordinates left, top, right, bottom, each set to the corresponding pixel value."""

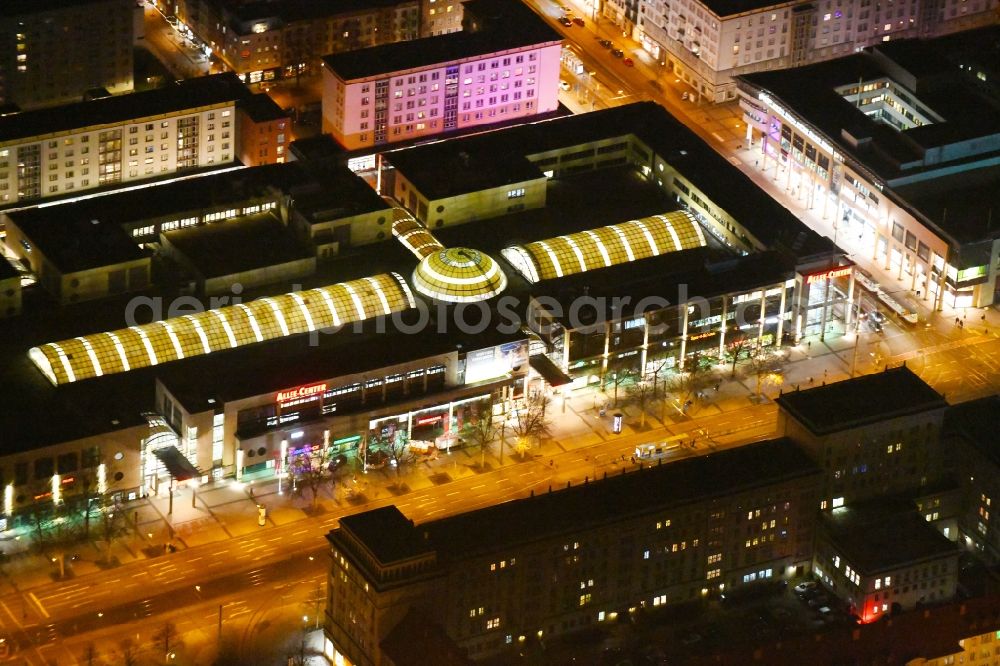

left=412, top=247, right=508, bottom=303
left=501, top=211, right=706, bottom=283
left=29, top=272, right=416, bottom=386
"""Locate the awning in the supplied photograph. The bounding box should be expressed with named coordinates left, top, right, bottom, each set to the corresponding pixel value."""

left=152, top=446, right=200, bottom=482
left=528, top=354, right=572, bottom=387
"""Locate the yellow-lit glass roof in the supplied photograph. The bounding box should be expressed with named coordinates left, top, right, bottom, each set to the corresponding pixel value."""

left=29, top=273, right=416, bottom=386
left=412, top=247, right=508, bottom=303
left=501, top=211, right=706, bottom=283
left=393, top=213, right=444, bottom=259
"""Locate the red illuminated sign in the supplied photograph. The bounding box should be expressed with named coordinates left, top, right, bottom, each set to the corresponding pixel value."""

left=806, top=267, right=852, bottom=284
left=416, top=414, right=443, bottom=426
left=276, top=383, right=327, bottom=404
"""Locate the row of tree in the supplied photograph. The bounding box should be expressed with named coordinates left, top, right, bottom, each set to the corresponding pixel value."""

left=601, top=334, right=785, bottom=425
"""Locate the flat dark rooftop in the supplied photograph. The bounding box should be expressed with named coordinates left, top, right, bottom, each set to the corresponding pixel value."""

left=157, top=317, right=526, bottom=413
left=239, top=93, right=288, bottom=123
left=163, top=215, right=312, bottom=278
left=777, top=365, right=946, bottom=434
left=944, top=395, right=1000, bottom=467
left=532, top=250, right=796, bottom=322
left=0, top=74, right=251, bottom=143
left=894, top=165, right=1000, bottom=246
left=420, top=438, right=819, bottom=561
left=322, top=0, right=562, bottom=81
left=8, top=213, right=146, bottom=273
left=338, top=506, right=434, bottom=565
left=385, top=102, right=831, bottom=260
left=5, top=162, right=385, bottom=229
left=231, top=0, right=417, bottom=26
left=387, top=145, right=543, bottom=200
left=821, top=501, right=957, bottom=574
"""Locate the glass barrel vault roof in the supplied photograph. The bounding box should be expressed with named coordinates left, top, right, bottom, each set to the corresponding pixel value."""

left=500, top=211, right=706, bottom=283
left=28, top=272, right=416, bottom=386
left=412, top=247, right=508, bottom=303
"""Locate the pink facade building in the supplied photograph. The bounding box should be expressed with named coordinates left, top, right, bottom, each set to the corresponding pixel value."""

left=321, top=0, right=562, bottom=150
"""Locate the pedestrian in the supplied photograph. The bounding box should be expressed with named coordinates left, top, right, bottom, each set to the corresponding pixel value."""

left=549, top=460, right=554, bottom=467
left=982, top=314, right=987, bottom=322
left=807, top=341, right=812, bottom=350
left=959, top=321, right=964, bottom=329
left=249, top=486, right=254, bottom=500
left=755, top=159, right=759, bottom=168
left=630, top=456, right=636, bottom=464
left=807, top=377, right=814, bottom=384
left=714, top=382, right=720, bottom=391
left=956, top=317, right=960, bottom=326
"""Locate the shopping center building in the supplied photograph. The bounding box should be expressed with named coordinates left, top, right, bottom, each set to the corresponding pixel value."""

left=0, top=102, right=849, bottom=524
left=737, top=28, right=1000, bottom=308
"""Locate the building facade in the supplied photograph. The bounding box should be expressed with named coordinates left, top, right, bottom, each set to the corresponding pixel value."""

left=0, top=74, right=258, bottom=208
left=592, top=0, right=999, bottom=102
left=0, top=0, right=138, bottom=110
left=777, top=365, right=949, bottom=509
left=813, top=507, right=959, bottom=622
left=324, top=438, right=821, bottom=664
left=322, top=0, right=562, bottom=150
left=737, top=30, right=1000, bottom=308
left=173, top=0, right=422, bottom=86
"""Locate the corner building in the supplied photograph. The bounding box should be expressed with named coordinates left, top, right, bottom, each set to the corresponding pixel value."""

left=321, top=0, right=562, bottom=150
left=324, top=438, right=820, bottom=664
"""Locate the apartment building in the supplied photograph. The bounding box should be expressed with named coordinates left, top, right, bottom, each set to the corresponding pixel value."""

left=321, top=0, right=562, bottom=150
left=0, top=74, right=263, bottom=208
left=777, top=365, right=949, bottom=508
left=174, top=0, right=422, bottom=85
left=813, top=502, right=959, bottom=622
left=0, top=0, right=138, bottom=110
left=946, top=396, right=1000, bottom=562
left=597, top=0, right=998, bottom=102
left=738, top=28, right=1000, bottom=308
left=324, top=438, right=820, bottom=664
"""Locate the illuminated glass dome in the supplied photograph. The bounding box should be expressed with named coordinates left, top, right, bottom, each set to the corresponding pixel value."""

left=412, top=247, right=508, bottom=303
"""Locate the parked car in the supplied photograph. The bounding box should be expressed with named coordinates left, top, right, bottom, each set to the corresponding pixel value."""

left=599, top=39, right=613, bottom=48
left=559, top=79, right=571, bottom=91
left=623, top=57, right=634, bottom=67
left=681, top=91, right=690, bottom=100
left=611, top=48, right=624, bottom=58
left=794, top=581, right=818, bottom=595
left=558, top=16, right=573, bottom=26
left=573, top=16, right=585, bottom=25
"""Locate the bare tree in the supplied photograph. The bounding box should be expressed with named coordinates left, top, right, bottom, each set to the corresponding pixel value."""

left=117, top=638, right=139, bottom=666
left=97, top=495, right=129, bottom=565
left=723, top=332, right=754, bottom=378
left=372, top=432, right=415, bottom=483
left=662, top=352, right=718, bottom=418
left=747, top=346, right=784, bottom=398
left=644, top=349, right=674, bottom=399
left=291, top=454, right=330, bottom=512
left=626, top=380, right=656, bottom=428
left=508, top=395, right=551, bottom=458
left=602, top=356, right=637, bottom=408
left=461, top=399, right=499, bottom=470
left=153, top=621, right=179, bottom=665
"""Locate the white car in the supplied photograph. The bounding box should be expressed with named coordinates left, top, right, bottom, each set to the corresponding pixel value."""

left=559, top=80, right=571, bottom=91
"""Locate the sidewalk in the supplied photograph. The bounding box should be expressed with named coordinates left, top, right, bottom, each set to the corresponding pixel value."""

left=0, top=330, right=879, bottom=595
